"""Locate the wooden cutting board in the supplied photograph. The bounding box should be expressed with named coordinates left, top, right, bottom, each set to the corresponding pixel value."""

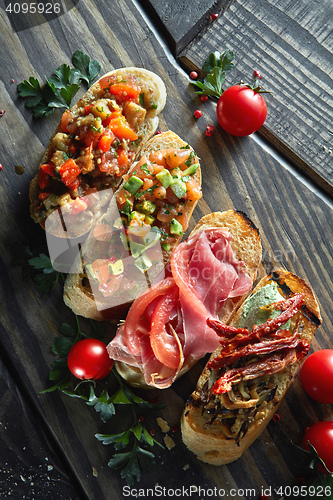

left=0, top=0, right=332, bottom=498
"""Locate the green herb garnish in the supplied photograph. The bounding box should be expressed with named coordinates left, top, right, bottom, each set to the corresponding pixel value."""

left=191, top=49, right=235, bottom=98
left=17, top=50, right=101, bottom=118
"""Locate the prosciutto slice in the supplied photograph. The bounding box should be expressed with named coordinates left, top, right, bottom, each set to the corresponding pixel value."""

left=107, top=228, right=252, bottom=388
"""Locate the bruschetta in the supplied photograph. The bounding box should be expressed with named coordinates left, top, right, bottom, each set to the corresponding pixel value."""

left=29, top=67, right=166, bottom=238
left=107, top=210, right=262, bottom=389
left=181, top=269, right=322, bottom=465
left=63, top=131, right=202, bottom=321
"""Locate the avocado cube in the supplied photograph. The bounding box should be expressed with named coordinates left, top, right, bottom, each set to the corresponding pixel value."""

left=134, top=253, right=152, bottom=273
left=170, top=178, right=186, bottom=199
left=135, top=199, right=156, bottom=215
left=182, top=162, right=199, bottom=176
left=123, top=175, right=143, bottom=195
left=156, top=169, right=172, bottom=188
left=170, top=218, right=183, bottom=236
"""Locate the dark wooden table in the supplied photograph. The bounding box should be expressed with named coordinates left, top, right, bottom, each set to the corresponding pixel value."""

left=0, top=0, right=332, bottom=498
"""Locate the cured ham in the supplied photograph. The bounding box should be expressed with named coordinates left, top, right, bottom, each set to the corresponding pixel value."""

left=107, top=228, right=252, bottom=388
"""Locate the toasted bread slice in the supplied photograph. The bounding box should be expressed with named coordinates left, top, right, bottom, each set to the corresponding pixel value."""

left=114, top=209, right=262, bottom=388
left=30, top=67, right=166, bottom=238
left=181, top=269, right=322, bottom=465
left=63, top=131, right=202, bottom=321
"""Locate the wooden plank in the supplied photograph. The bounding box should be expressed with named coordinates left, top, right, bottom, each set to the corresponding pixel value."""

left=0, top=0, right=332, bottom=498
left=138, top=0, right=235, bottom=55
left=179, top=0, right=333, bottom=197
left=0, top=363, right=83, bottom=499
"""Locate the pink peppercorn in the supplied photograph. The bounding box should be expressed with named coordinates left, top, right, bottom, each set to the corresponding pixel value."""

left=200, top=95, right=208, bottom=102
left=272, top=413, right=280, bottom=422
left=194, top=110, right=202, bottom=118
left=155, top=130, right=162, bottom=135
left=210, top=13, right=219, bottom=21
left=205, top=129, right=213, bottom=137
left=190, top=71, right=198, bottom=80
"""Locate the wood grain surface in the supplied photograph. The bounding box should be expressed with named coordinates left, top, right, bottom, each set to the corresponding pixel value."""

left=139, top=0, right=235, bottom=55
left=0, top=0, right=332, bottom=498
left=179, top=0, right=333, bottom=197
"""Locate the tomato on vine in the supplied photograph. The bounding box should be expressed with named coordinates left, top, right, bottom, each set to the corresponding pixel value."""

left=216, top=72, right=270, bottom=136
left=67, top=338, right=113, bottom=380
left=300, top=349, right=333, bottom=404
left=303, top=421, right=333, bottom=474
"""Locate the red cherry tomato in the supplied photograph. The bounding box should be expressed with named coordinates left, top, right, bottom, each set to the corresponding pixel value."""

left=300, top=349, right=333, bottom=404
left=216, top=85, right=267, bottom=136
left=67, top=339, right=113, bottom=380
left=303, top=421, right=333, bottom=473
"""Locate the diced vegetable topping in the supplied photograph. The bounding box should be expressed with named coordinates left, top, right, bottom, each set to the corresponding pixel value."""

left=123, top=175, right=144, bottom=195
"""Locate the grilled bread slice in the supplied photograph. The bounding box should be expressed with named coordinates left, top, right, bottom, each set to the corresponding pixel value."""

left=113, top=209, right=262, bottom=388
left=30, top=67, right=166, bottom=238
left=63, top=131, right=202, bottom=321
left=181, top=269, right=322, bottom=465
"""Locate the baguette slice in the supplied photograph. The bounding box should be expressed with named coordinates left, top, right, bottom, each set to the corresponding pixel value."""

left=113, top=209, right=262, bottom=388
left=181, top=269, right=322, bottom=465
left=30, top=67, right=166, bottom=238
left=63, top=131, right=202, bottom=321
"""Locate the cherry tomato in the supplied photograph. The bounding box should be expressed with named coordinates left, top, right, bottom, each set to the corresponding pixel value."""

left=300, top=349, right=333, bottom=404
left=216, top=85, right=267, bottom=136
left=67, top=339, right=113, bottom=380
left=303, top=421, right=333, bottom=473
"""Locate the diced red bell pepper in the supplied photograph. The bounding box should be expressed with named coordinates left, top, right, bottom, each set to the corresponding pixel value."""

left=39, top=169, right=50, bottom=189
left=67, top=177, right=81, bottom=191
left=58, top=158, right=81, bottom=187
left=98, top=129, right=115, bottom=152
left=41, top=162, right=55, bottom=176
left=84, top=104, right=94, bottom=115
left=117, top=147, right=128, bottom=167
left=109, top=116, right=138, bottom=141
left=38, top=192, right=51, bottom=200
left=110, top=83, right=140, bottom=102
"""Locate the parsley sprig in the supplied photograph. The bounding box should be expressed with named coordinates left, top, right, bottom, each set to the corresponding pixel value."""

left=11, top=246, right=65, bottom=294
left=42, top=317, right=165, bottom=484
left=17, top=50, right=101, bottom=118
left=191, top=49, right=235, bottom=98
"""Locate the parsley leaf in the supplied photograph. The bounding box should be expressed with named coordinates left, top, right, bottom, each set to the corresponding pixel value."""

left=72, top=50, right=101, bottom=86
left=17, top=51, right=101, bottom=118
left=191, top=49, right=235, bottom=98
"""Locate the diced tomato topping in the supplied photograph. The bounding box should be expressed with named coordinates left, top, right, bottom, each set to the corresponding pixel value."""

left=67, top=177, right=81, bottom=191
left=102, top=110, right=122, bottom=127
left=58, top=158, right=81, bottom=187
left=109, top=83, right=140, bottom=102
left=117, top=148, right=128, bottom=167
left=41, top=162, right=55, bottom=176
left=39, top=170, right=50, bottom=190
left=60, top=110, right=73, bottom=132
left=186, top=178, right=202, bottom=202
left=91, top=259, right=110, bottom=284
left=109, top=116, right=138, bottom=141
left=38, top=192, right=51, bottom=201
left=98, top=129, right=115, bottom=152
left=92, top=223, right=113, bottom=242
left=69, top=197, right=89, bottom=214
left=68, top=143, right=78, bottom=156
left=84, top=104, right=94, bottom=115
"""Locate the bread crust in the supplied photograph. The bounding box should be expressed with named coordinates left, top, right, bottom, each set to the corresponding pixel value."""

left=29, top=67, right=166, bottom=236
left=63, top=131, right=201, bottom=321
left=181, top=269, right=322, bottom=465
left=113, top=210, right=262, bottom=388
